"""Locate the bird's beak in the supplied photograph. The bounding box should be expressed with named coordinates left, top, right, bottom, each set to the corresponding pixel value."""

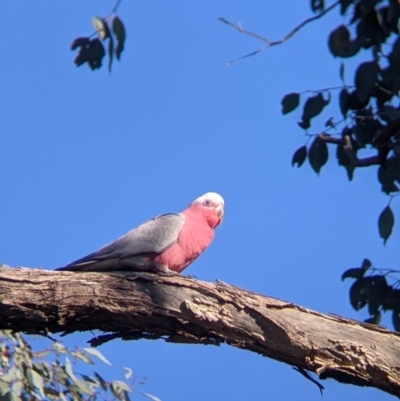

left=216, top=204, right=224, bottom=222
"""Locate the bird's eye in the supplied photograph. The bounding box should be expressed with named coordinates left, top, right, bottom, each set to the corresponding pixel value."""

left=202, top=200, right=213, bottom=207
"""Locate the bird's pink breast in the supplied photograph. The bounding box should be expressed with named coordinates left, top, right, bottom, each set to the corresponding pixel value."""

left=153, top=210, right=215, bottom=273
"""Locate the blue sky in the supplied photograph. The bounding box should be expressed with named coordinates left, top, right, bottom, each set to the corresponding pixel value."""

left=1, top=1, right=397, bottom=400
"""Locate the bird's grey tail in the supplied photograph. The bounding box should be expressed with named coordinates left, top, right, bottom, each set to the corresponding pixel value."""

left=55, top=258, right=122, bottom=272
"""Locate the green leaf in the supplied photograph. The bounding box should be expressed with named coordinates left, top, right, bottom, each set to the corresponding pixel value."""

left=141, top=392, right=162, bottom=401
left=110, top=382, right=125, bottom=401
left=281, top=93, right=300, bottom=115
left=26, top=368, right=45, bottom=399
left=0, top=366, right=17, bottom=383
left=84, top=348, right=112, bottom=366
left=11, top=380, right=23, bottom=401
left=112, top=381, right=131, bottom=392
left=341, top=268, right=365, bottom=281
left=308, top=137, right=328, bottom=174
left=64, top=356, right=77, bottom=380
left=291, top=146, right=307, bottom=168
left=33, top=362, right=50, bottom=380
left=94, top=372, right=108, bottom=391
left=71, top=350, right=94, bottom=365
left=33, top=350, right=50, bottom=359
left=113, top=16, right=126, bottom=60
left=80, top=374, right=98, bottom=385
left=378, top=205, right=395, bottom=244
left=92, top=16, right=110, bottom=40
left=59, top=391, right=68, bottom=401
left=365, top=312, right=381, bottom=325
left=74, top=379, right=95, bottom=396
left=354, top=61, right=379, bottom=104
left=43, top=387, right=58, bottom=398
left=393, top=310, right=400, bottom=331
left=0, top=383, right=10, bottom=398
left=52, top=342, right=68, bottom=353
left=124, top=367, right=133, bottom=380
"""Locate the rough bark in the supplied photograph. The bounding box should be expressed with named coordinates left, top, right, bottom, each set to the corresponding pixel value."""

left=0, top=267, right=399, bottom=396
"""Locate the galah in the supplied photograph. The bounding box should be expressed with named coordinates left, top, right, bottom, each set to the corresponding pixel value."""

left=56, top=192, right=224, bottom=274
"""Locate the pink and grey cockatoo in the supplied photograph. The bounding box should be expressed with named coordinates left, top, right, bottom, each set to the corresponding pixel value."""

left=56, top=192, right=224, bottom=274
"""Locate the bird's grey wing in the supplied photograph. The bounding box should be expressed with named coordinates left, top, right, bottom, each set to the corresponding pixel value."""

left=58, top=213, right=185, bottom=269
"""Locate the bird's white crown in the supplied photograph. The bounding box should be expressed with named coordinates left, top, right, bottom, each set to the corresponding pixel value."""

left=193, top=192, right=224, bottom=206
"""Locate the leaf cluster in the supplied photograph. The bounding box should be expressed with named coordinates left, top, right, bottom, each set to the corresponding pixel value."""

left=286, top=0, right=400, bottom=243
left=0, top=331, right=159, bottom=401
left=342, top=259, right=400, bottom=331
left=71, top=14, right=126, bottom=72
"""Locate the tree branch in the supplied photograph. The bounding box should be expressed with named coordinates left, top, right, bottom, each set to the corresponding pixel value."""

left=1, top=267, right=400, bottom=396
left=219, top=1, right=340, bottom=66
left=317, top=134, right=383, bottom=167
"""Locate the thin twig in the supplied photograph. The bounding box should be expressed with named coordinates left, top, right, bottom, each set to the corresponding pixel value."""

left=371, top=267, right=400, bottom=275
left=219, top=1, right=340, bottom=66
left=112, top=0, right=123, bottom=13
left=301, top=85, right=354, bottom=94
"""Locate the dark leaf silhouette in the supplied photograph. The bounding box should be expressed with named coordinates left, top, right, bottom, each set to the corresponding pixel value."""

left=292, top=146, right=307, bottom=167
left=310, top=0, right=325, bottom=13
left=281, top=93, right=300, bottom=115
left=361, top=258, right=372, bottom=270
left=308, top=137, right=328, bottom=174
left=73, top=38, right=106, bottom=70
left=340, top=0, right=353, bottom=15
left=378, top=165, right=400, bottom=195
left=299, top=93, right=329, bottom=129
left=325, top=117, right=336, bottom=129
left=341, top=268, right=365, bottom=281
left=336, top=143, right=354, bottom=181
left=113, top=16, right=126, bottom=60
left=339, top=88, right=349, bottom=116
left=339, top=62, right=345, bottom=82
left=354, top=61, right=379, bottom=104
left=328, top=25, right=361, bottom=58
left=71, top=37, right=90, bottom=50
left=349, top=278, right=369, bottom=311
left=378, top=205, right=395, bottom=244
left=108, top=36, right=114, bottom=73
